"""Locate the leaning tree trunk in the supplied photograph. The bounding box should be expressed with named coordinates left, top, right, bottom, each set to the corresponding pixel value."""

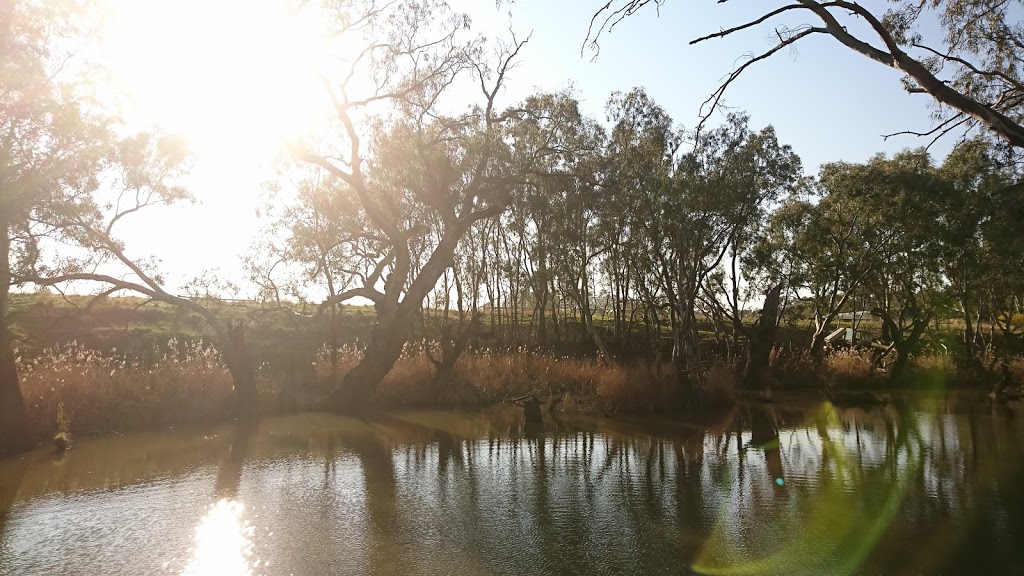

left=808, top=312, right=836, bottom=360
left=0, top=230, right=32, bottom=457
left=740, top=284, right=783, bottom=390
left=877, top=311, right=930, bottom=381
left=319, top=230, right=466, bottom=412
left=319, top=309, right=412, bottom=412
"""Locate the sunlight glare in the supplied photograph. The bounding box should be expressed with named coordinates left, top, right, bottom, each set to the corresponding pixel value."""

left=183, top=498, right=257, bottom=576
left=103, top=0, right=335, bottom=165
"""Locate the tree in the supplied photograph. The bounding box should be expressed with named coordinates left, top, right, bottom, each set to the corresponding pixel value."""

left=934, top=138, right=1017, bottom=364
left=669, top=113, right=800, bottom=386
left=857, top=150, right=949, bottom=378
left=1, top=0, right=189, bottom=455
left=692, top=116, right=801, bottom=388
left=765, top=168, right=893, bottom=359
left=601, top=89, right=681, bottom=371
left=586, top=0, right=1024, bottom=149
left=298, top=1, right=581, bottom=410
left=249, top=169, right=374, bottom=378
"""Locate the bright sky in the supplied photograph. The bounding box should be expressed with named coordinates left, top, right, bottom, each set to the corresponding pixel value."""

left=99, top=0, right=955, bottom=296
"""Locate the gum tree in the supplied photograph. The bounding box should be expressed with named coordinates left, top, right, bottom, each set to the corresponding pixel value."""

left=1, top=0, right=188, bottom=454
left=298, top=0, right=581, bottom=409
left=586, top=0, right=1024, bottom=149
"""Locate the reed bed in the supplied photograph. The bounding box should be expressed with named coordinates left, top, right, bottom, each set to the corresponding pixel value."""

left=18, top=339, right=233, bottom=437
left=16, top=337, right=1018, bottom=440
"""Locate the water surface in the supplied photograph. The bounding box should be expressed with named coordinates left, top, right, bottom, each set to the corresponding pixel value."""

left=1, top=394, right=1023, bottom=575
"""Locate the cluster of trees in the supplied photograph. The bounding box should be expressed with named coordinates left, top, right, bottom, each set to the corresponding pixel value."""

left=4, top=0, right=1024, bottom=456
left=261, top=88, right=1024, bottom=387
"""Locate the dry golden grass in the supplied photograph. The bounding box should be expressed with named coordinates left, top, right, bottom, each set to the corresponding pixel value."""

left=18, top=339, right=234, bottom=437
left=822, top=349, right=881, bottom=385
left=770, top=346, right=819, bottom=388
left=316, top=345, right=684, bottom=413
left=24, top=331, right=1020, bottom=438
left=697, top=364, right=740, bottom=407
left=41, top=336, right=1020, bottom=441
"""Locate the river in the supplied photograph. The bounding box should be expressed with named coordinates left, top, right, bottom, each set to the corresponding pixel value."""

left=1, top=393, right=1022, bottom=575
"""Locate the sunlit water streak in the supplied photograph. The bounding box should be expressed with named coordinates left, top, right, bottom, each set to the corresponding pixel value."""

left=0, top=399, right=1022, bottom=575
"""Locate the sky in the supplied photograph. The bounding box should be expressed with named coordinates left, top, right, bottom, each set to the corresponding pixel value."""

left=99, top=0, right=957, bottom=297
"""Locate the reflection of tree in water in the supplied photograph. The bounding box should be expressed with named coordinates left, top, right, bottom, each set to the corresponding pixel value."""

left=336, top=424, right=407, bottom=576
left=4, top=403, right=1024, bottom=574
left=435, top=428, right=463, bottom=477
left=0, top=455, right=29, bottom=542
left=748, top=407, right=783, bottom=489
left=693, top=401, right=930, bottom=575
left=214, top=421, right=258, bottom=499
left=894, top=400, right=1024, bottom=575
left=356, top=404, right=1024, bottom=575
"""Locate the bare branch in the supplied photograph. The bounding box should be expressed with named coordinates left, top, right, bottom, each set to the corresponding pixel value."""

left=696, top=27, right=826, bottom=139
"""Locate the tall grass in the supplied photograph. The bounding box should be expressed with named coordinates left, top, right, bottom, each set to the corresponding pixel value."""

left=22, top=335, right=1013, bottom=442
left=17, top=339, right=234, bottom=437
left=315, top=344, right=685, bottom=412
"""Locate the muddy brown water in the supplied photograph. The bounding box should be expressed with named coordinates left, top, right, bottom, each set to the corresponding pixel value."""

left=1, top=394, right=1023, bottom=575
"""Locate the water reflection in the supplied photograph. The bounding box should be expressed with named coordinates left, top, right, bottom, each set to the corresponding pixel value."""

left=0, top=397, right=1022, bottom=575
left=182, top=499, right=256, bottom=576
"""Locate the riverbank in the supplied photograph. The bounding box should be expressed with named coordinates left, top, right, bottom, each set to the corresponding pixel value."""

left=16, top=339, right=1022, bottom=443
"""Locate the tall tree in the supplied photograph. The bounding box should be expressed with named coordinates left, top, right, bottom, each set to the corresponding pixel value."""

left=586, top=0, right=1024, bottom=149
left=765, top=168, right=893, bottom=358
left=668, top=113, right=800, bottom=385
left=935, top=138, right=1016, bottom=364
left=858, top=150, right=949, bottom=378
left=300, top=2, right=579, bottom=409
left=1, top=0, right=188, bottom=455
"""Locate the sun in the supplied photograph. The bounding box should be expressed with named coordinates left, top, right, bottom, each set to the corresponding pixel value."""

left=102, top=0, right=336, bottom=166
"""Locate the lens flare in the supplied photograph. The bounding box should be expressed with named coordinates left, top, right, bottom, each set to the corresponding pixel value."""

left=691, top=402, right=925, bottom=576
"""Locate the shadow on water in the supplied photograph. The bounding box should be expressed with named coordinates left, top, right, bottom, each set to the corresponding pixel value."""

left=1, top=397, right=1023, bottom=575
left=214, top=420, right=259, bottom=499
left=0, top=455, right=29, bottom=538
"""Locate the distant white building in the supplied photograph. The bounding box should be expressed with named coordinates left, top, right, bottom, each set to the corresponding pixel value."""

left=836, top=311, right=872, bottom=321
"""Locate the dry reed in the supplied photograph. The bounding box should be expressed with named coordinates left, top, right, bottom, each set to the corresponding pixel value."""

left=17, top=339, right=234, bottom=437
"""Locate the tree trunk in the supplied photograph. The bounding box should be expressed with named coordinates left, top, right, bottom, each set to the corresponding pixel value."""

left=0, top=229, right=32, bottom=456
left=223, top=322, right=257, bottom=420
left=740, top=284, right=783, bottom=390
left=320, top=227, right=469, bottom=411
left=809, top=314, right=833, bottom=359
left=433, top=313, right=480, bottom=393
left=579, top=290, right=611, bottom=362
left=874, top=307, right=930, bottom=380
left=329, top=304, right=339, bottom=380
left=549, top=277, right=561, bottom=345
left=320, top=311, right=411, bottom=412
left=960, top=295, right=978, bottom=364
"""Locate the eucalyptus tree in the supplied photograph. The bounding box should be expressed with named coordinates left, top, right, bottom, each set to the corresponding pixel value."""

left=586, top=0, right=1024, bottom=149
left=979, top=197, right=1024, bottom=390
left=934, top=138, right=1018, bottom=363
left=423, top=217, right=492, bottom=389
left=667, top=113, right=800, bottom=384
left=856, top=150, right=950, bottom=378
left=602, top=88, right=678, bottom=360
left=1, top=0, right=192, bottom=455
left=764, top=167, right=894, bottom=359
left=299, top=2, right=586, bottom=408
left=937, top=141, right=1024, bottom=386
left=520, top=93, right=609, bottom=354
